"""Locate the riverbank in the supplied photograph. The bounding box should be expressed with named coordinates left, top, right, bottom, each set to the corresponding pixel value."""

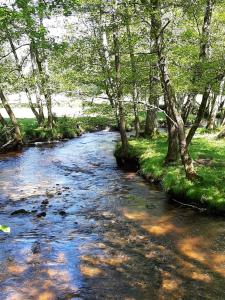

left=115, top=135, right=225, bottom=214
left=0, top=116, right=116, bottom=151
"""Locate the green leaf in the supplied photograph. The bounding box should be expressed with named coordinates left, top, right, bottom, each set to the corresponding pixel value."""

left=0, top=225, right=10, bottom=233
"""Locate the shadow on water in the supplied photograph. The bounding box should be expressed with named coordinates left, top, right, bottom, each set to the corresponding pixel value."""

left=0, top=131, right=225, bottom=299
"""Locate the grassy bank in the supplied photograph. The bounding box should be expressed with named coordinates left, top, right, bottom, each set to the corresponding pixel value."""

left=115, top=135, right=225, bottom=213
left=16, top=116, right=115, bottom=143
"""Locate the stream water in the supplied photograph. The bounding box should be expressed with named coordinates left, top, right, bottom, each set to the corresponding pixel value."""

left=0, top=131, right=225, bottom=300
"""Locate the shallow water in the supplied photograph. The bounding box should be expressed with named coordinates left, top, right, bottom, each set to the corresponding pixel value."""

left=0, top=131, right=225, bottom=300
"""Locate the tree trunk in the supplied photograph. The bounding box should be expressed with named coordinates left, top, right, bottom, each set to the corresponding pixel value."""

left=221, top=111, right=225, bottom=126
left=217, top=126, right=225, bottom=138
left=164, top=104, right=179, bottom=163
left=207, top=77, right=225, bottom=129
left=6, top=32, right=42, bottom=124
left=113, top=0, right=128, bottom=155
left=145, top=51, right=159, bottom=138
left=30, top=45, right=45, bottom=124
left=99, top=20, right=115, bottom=108
left=186, top=0, right=214, bottom=144
left=31, top=41, right=53, bottom=129
left=206, top=93, right=217, bottom=129
left=151, top=0, right=196, bottom=179
left=186, top=87, right=211, bottom=145
left=182, top=93, right=195, bottom=125
left=126, top=13, right=140, bottom=137
left=0, top=88, right=22, bottom=146
left=145, top=107, right=158, bottom=138
left=96, top=11, right=119, bottom=126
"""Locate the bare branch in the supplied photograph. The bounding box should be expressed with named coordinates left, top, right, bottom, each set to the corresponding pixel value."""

left=0, top=43, right=30, bottom=61
left=120, top=99, right=178, bottom=127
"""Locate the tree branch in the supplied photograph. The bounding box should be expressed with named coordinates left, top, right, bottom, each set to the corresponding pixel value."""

left=0, top=43, right=30, bottom=61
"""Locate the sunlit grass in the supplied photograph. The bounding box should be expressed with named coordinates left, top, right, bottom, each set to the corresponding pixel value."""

left=121, top=135, right=225, bottom=212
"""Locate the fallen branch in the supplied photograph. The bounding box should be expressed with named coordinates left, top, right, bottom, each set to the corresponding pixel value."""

left=171, top=198, right=207, bottom=212
left=0, top=138, right=20, bottom=152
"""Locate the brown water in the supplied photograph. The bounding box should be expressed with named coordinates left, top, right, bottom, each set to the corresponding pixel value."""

left=0, top=131, right=225, bottom=300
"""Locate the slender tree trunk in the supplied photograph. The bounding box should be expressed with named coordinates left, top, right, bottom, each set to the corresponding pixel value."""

left=218, top=98, right=225, bottom=126
left=145, top=106, right=158, bottom=138
left=145, top=46, right=159, bottom=138
left=31, top=42, right=53, bottom=129
left=145, top=77, right=158, bottom=138
left=0, top=88, right=22, bottom=146
left=164, top=104, right=179, bottom=163
left=182, top=93, right=195, bottom=125
left=96, top=12, right=119, bottom=126
left=30, top=45, right=45, bottom=124
left=98, top=15, right=115, bottom=108
left=206, top=93, right=217, bottom=129
left=221, top=111, right=225, bottom=126
left=186, top=0, right=214, bottom=145
left=6, top=32, right=42, bottom=124
left=186, top=87, right=211, bottom=145
left=125, top=13, right=140, bottom=137
left=113, top=0, right=128, bottom=155
left=207, top=77, right=225, bottom=129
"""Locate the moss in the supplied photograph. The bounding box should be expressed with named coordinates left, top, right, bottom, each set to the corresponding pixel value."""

left=116, top=135, right=225, bottom=213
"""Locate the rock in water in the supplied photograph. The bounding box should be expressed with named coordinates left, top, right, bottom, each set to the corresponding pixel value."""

left=59, top=210, right=67, bottom=216
left=37, top=212, right=46, bottom=218
left=41, top=199, right=49, bottom=205
left=11, top=209, right=30, bottom=215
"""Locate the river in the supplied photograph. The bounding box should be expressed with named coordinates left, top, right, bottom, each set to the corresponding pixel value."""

left=0, top=131, right=225, bottom=300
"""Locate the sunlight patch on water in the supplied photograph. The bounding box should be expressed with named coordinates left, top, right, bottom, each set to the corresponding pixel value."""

left=178, top=236, right=225, bottom=277
left=80, top=265, right=104, bottom=278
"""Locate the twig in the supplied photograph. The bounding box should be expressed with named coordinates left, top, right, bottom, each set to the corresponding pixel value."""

left=120, top=99, right=178, bottom=127
left=171, top=198, right=207, bottom=212
left=0, top=43, right=30, bottom=61
left=159, top=20, right=171, bottom=37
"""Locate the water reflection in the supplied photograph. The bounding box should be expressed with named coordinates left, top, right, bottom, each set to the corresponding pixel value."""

left=0, top=132, right=225, bottom=299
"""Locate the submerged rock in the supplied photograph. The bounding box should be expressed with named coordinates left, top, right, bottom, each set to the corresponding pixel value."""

left=59, top=210, right=67, bottom=216
left=41, top=199, right=49, bottom=205
left=37, top=212, right=46, bottom=218
left=11, top=209, right=30, bottom=215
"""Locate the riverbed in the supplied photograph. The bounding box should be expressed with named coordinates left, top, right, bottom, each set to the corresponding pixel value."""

left=0, top=131, right=225, bottom=300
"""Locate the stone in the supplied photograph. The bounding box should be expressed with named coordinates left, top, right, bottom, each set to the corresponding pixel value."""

left=11, top=209, right=30, bottom=215
left=37, top=212, right=46, bottom=218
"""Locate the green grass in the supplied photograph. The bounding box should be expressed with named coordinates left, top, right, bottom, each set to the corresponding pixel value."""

left=116, top=135, right=225, bottom=212
left=3, top=116, right=114, bottom=143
